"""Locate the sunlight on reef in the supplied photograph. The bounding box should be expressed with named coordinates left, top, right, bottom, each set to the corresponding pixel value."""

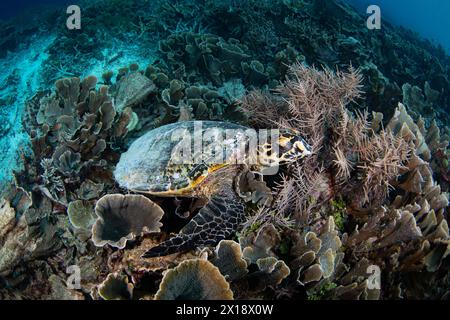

left=0, top=35, right=55, bottom=185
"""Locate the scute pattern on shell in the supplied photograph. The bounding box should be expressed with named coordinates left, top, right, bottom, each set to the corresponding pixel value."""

left=114, top=121, right=251, bottom=193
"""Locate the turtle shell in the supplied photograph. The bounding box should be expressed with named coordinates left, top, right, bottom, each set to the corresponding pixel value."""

left=114, top=121, right=251, bottom=195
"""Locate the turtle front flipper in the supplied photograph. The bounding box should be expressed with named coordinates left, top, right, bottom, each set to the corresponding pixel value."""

left=142, top=186, right=245, bottom=258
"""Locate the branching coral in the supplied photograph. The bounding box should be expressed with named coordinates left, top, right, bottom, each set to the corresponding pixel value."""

left=239, top=63, right=449, bottom=299
left=241, top=63, right=412, bottom=212
left=352, top=129, right=410, bottom=205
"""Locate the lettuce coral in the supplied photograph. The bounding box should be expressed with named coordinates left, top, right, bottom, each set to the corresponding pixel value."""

left=155, top=259, right=234, bottom=300
left=92, top=194, right=164, bottom=249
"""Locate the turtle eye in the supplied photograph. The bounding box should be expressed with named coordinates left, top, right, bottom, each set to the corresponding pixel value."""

left=278, top=136, right=292, bottom=148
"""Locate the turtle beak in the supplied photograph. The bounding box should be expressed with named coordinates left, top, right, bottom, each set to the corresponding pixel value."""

left=294, top=139, right=312, bottom=158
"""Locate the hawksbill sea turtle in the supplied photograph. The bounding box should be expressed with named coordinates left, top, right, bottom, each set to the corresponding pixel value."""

left=114, top=121, right=312, bottom=258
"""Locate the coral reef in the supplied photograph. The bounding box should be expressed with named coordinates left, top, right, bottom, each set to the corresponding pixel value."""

left=0, top=0, right=449, bottom=301
left=239, top=63, right=449, bottom=299
left=2, top=60, right=448, bottom=300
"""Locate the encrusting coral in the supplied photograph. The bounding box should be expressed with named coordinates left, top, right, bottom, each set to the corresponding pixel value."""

left=0, top=187, right=61, bottom=276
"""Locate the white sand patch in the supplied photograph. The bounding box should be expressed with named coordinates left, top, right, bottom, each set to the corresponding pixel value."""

left=0, top=34, right=56, bottom=185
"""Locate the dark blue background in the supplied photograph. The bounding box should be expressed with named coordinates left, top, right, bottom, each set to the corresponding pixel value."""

left=0, top=0, right=73, bottom=20
left=1, top=0, right=449, bottom=53
left=345, top=0, right=450, bottom=53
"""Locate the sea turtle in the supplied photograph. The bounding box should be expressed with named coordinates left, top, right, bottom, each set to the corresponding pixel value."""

left=114, top=121, right=312, bottom=257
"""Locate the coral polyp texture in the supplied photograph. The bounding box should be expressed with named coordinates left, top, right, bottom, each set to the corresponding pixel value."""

left=0, top=0, right=449, bottom=300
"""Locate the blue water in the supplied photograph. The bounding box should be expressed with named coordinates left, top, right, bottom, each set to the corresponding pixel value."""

left=345, top=0, right=450, bottom=53
left=2, top=0, right=449, bottom=53
left=0, top=0, right=73, bottom=20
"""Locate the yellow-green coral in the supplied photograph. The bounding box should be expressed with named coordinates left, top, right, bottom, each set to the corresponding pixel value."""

left=329, top=198, right=346, bottom=232
left=307, top=282, right=338, bottom=300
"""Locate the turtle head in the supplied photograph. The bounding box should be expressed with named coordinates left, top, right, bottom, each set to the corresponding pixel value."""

left=277, top=130, right=312, bottom=162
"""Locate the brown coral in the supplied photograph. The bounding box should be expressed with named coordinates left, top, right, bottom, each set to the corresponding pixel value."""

left=240, top=224, right=281, bottom=264
left=210, top=240, right=248, bottom=281
left=240, top=63, right=448, bottom=299
left=28, top=75, right=133, bottom=192
left=97, top=273, right=134, bottom=300
left=92, top=194, right=164, bottom=249
left=155, top=259, right=234, bottom=300
left=291, top=217, right=343, bottom=286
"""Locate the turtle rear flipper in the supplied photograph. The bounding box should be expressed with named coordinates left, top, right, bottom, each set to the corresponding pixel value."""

left=142, top=188, right=245, bottom=258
